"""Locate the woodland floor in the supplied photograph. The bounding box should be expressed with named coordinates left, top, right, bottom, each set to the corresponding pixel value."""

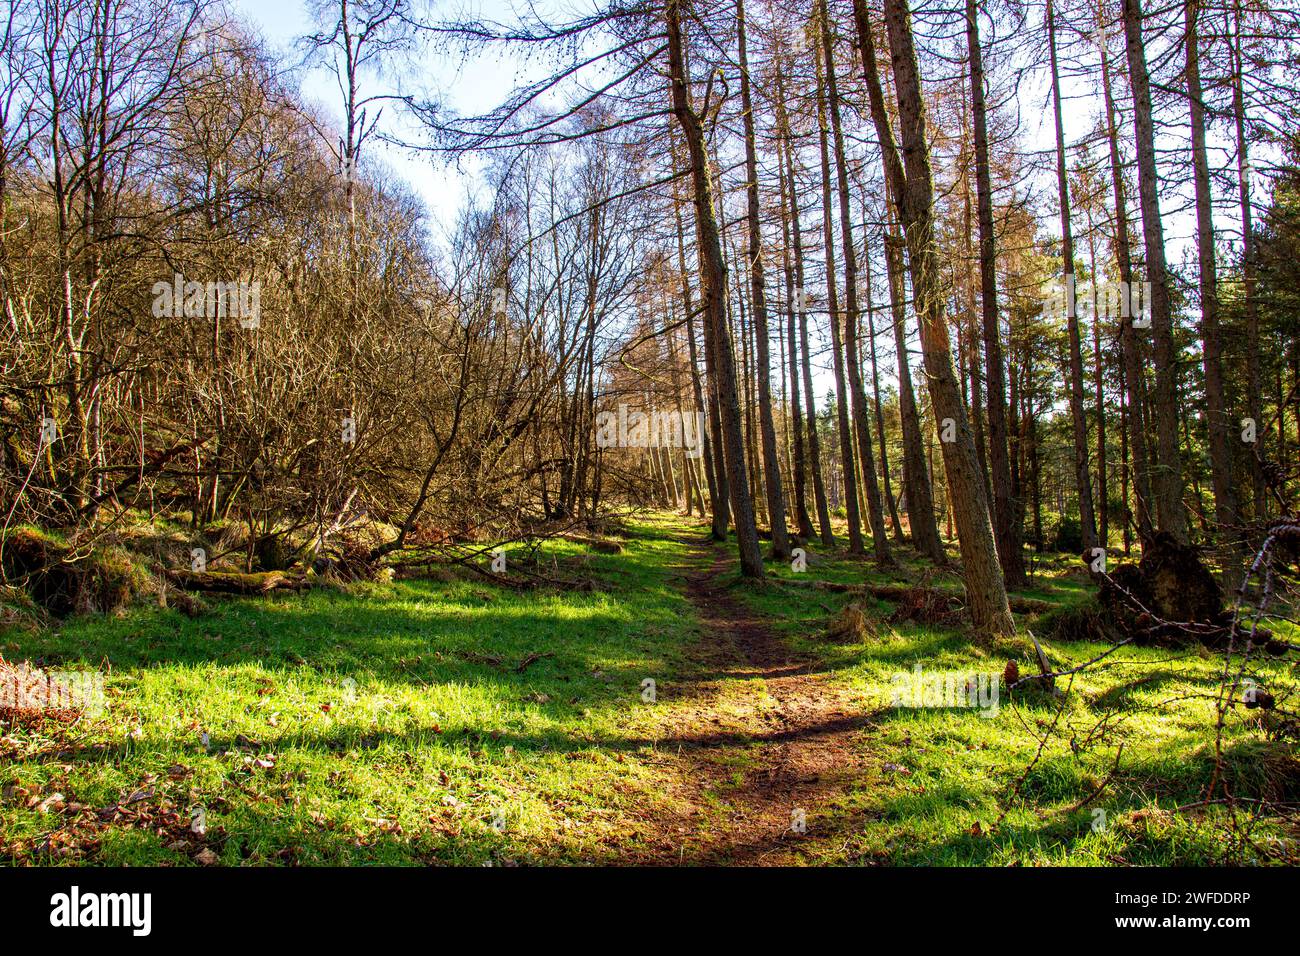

left=1, top=513, right=1297, bottom=866
left=625, top=535, right=876, bottom=864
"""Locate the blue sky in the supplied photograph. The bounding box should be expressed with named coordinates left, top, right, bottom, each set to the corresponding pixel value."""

left=223, top=0, right=1220, bottom=410
left=229, top=0, right=522, bottom=233
left=226, top=0, right=1208, bottom=259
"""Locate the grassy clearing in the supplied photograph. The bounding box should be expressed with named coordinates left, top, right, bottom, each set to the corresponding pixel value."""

left=1, top=513, right=1296, bottom=865
left=747, top=541, right=1300, bottom=865
left=0, top=517, right=708, bottom=865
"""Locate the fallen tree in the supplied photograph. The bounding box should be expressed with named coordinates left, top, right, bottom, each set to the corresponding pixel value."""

left=162, top=569, right=308, bottom=595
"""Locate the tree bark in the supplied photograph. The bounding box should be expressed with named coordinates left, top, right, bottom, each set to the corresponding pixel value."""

left=1122, top=0, right=1187, bottom=541
left=856, top=0, right=1014, bottom=633
left=965, top=0, right=1026, bottom=587
left=666, top=1, right=763, bottom=576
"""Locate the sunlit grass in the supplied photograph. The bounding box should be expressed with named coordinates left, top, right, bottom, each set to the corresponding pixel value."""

left=1, top=513, right=1294, bottom=865
left=738, top=541, right=1299, bottom=865
left=0, top=515, right=705, bottom=865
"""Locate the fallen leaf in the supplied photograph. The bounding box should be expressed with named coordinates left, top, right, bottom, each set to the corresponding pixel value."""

left=36, top=792, right=65, bottom=813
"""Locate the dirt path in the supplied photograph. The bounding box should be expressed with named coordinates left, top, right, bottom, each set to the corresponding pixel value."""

left=631, top=535, right=878, bottom=865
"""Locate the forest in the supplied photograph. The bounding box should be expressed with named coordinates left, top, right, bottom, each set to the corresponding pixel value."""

left=0, top=0, right=1298, bottom=874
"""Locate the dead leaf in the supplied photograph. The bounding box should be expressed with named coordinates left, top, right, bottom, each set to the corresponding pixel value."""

left=36, top=792, right=65, bottom=813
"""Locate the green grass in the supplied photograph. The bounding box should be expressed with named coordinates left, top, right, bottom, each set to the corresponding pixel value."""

left=743, top=538, right=1299, bottom=865
left=0, top=517, right=708, bottom=865
left=1, top=514, right=1295, bottom=866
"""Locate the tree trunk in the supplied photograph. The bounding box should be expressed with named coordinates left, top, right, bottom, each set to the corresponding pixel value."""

left=815, top=29, right=865, bottom=555
left=821, top=4, right=892, bottom=566
left=862, top=231, right=906, bottom=545
left=780, top=81, right=837, bottom=551
left=1097, top=2, right=1154, bottom=540
left=965, top=0, right=1026, bottom=587
left=1122, top=0, right=1187, bottom=541
left=1088, top=236, right=1109, bottom=551
left=1047, top=0, right=1100, bottom=559
left=777, top=113, right=817, bottom=540
left=856, top=0, right=1014, bottom=633
left=885, top=196, right=945, bottom=563
left=676, top=190, right=726, bottom=540
left=1186, top=0, right=1242, bottom=587
left=666, top=1, right=762, bottom=576
left=738, top=0, right=790, bottom=559
left=1229, top=0, right=1265, bottom=521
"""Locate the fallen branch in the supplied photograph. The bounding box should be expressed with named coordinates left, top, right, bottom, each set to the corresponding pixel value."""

left=515, top=651, right=554, bottom=672
left=163, top=569, right=307, bottom=595
left=456, top=650, right=555, bottom=673
left=1009, top=634, right=1134, bottom=691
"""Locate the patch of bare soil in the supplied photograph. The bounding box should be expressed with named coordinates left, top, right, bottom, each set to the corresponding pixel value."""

left=626, top=535, right=878, bottom=865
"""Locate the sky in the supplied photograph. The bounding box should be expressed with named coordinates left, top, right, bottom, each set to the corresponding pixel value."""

left=227, top=0, right=1213, bottom=264
left=220, top=0, right=1117, bottom=408
left=224, top=0, right=1230, bottom=410
left=230, top=0, right=524, bottom=234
